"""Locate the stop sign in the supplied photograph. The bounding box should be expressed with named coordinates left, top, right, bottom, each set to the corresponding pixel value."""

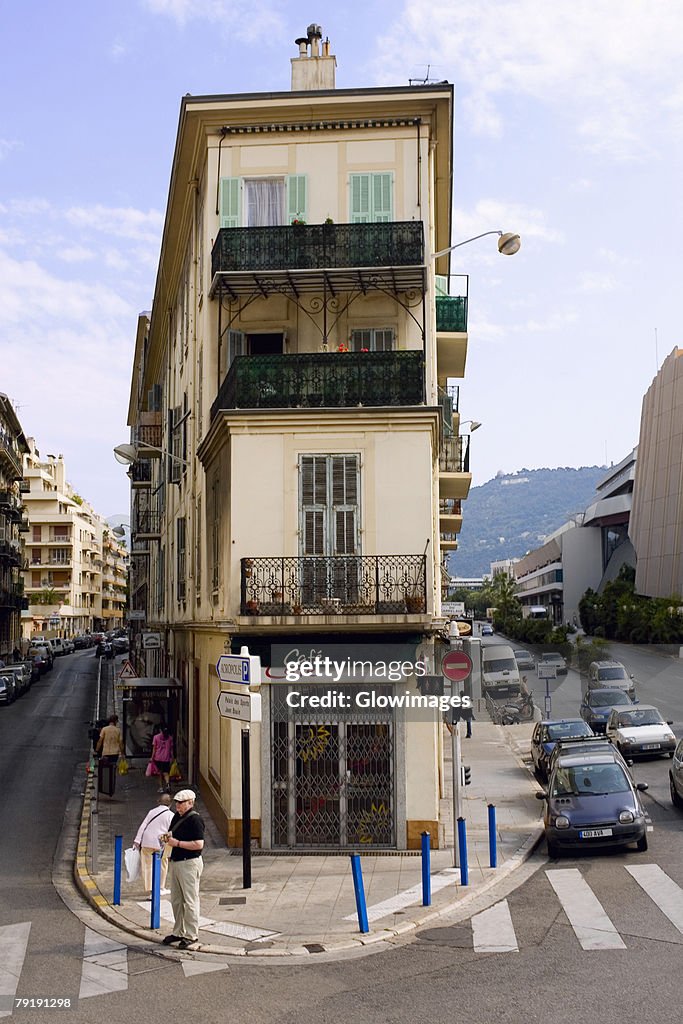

left=441, top=649, right=472, bottom=682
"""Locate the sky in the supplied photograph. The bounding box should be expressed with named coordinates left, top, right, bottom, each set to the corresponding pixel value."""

left=2, top=0, right=682, bottom=518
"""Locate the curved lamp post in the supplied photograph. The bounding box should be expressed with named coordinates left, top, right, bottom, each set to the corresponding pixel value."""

left=433, top=230, right=521, bottom=261
left=113, top=442, right=190, bottom=467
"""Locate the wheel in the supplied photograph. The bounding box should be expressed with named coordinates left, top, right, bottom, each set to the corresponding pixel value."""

left=547, top=838, right=561, bottom=858
left=636, top=834, right=648, bottom=853
left=668, top=751, right=675, bottom=759
left=670, top=775, right=683, bottom=809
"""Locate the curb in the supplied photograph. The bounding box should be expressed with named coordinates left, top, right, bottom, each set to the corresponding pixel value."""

left=72, top=759, right=545, bottom=960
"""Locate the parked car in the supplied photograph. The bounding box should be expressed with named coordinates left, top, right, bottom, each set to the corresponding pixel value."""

left=579, top=687, right=635, bottom=733
left=481, top=624, right=494, bottom=636
left=27, top=647, right=49, bottom=676
left=481, top=644, right=522, bottom=699
left=74, top=635, right=92, bottom=650
left=3, top=662, right=32, bottom=696
left=513, top=649, right=536, bottom=671
left=62, top=638, right=75, bottom=654
left=112, top=636, right=129, bottom=654
left=586, top=660, right=636, bottom=701
left=669, top=738, right=683, bottom=808
left=606, top=704, right=676, bottom=759
left=531, top=718, right=594, bottom=779
left=537, top=652, right=568, bottom=676
left=548, top=734, right=633, bottom=777
left=0, top=673, right=17, bottom=704
left=30, top=639, right=54, bottom=669
left=538, top=749, right=649, bottom=857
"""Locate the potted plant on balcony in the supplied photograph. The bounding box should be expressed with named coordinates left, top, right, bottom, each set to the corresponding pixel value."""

left=405, top=593, right=426, bottom=614
left=245, top=598, right=260, bottom=615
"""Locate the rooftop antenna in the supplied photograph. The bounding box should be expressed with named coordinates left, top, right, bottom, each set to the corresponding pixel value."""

left=409, top=64, right=448, bottom=85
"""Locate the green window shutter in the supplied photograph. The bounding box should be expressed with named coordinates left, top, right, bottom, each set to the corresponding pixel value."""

left=219, top=177, right=240, bottom=228
left=372, top=173, right=393, bottom=222
left=287, top=175, right=307, bottom=223
left=350, top=174, right=371, bottom=222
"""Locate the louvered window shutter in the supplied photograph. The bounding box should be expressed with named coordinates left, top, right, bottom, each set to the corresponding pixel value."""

left=287, top=175, right=307, bottom=223
left=228, top=330, right=245, bottom=366
left=219, top=177, right=240, bottom=228
left=372, top=173, right=393, bottom=222
left=350, top=174, right=371, bottom=222
left=331, top=455, right=359, bottom=555
left=300, top=456, right=328, bottom=555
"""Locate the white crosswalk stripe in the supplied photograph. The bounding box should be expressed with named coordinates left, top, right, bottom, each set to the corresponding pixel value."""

left=79, top=928, right=128, bottom=999
left=545, top=869, right=626, bottom=950
left=626, top=864, right=683, bottom=934
left=472, top=900, right=518, bottom=953
left=0, top=922, right=31, bottom=1018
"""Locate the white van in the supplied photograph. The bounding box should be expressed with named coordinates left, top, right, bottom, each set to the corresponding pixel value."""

left=481, top=644, right=522, bottom=698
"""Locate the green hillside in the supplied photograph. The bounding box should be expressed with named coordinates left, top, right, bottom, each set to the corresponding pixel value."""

left=449, top=465, right=607, bottom=578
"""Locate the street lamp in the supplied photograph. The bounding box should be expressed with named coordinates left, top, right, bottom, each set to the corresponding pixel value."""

left=460, top=420, right=482, bottom=433
left=113, top=442, right=190, bottom=467
left=433, top=230, right=521, bottom=261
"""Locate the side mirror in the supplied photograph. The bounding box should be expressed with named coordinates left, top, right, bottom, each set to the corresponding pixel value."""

left=667, top=720, right=674, bottom=726
left=636, top=782, right=648, bottom=792
left=626, top=759, right=634, bottom=767
left=535, top=791, right=547, bottom=800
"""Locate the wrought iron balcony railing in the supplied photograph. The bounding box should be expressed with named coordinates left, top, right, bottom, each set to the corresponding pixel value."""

left=211, top=351, right=424, bottom=420
left=240, top=554, right=427, bottom=616
left=439, top=435, right=470, bottom=474
left=436, top=294, right=468, bottom=333
left=212, top=222, right=424, bottom=278
left=0, top=439, right=22, bottom=479
left=437, top=384, right=460, bottom=436
left=133, top=510, right=161, bottom=536
left=129, top=461, right=152, bottom=485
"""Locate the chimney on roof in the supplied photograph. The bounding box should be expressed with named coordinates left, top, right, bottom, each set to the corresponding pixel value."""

left=291, top=24, right=336, bottom=91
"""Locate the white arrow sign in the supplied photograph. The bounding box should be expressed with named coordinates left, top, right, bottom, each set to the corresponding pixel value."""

left=216, top=691, right=261, bottom=723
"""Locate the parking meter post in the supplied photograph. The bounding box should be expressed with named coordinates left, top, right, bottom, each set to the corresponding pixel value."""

left=457, top=817, right=469, bottom=886
left=350, top=854, right=369, bottom=933
left=452, top=720, right=462, bottom=867
left=241, top=728, right=252, bottom=890
left=113, top=835, right=123, bottom=906
left=150, top=851, right=161, bottom=930
left=488, top=804, right=497, bottom=868
left=421, top=831, right=431, bottom=906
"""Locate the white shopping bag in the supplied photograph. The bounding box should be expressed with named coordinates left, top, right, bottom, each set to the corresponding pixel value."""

left=124, top=846, right=141, bottom=883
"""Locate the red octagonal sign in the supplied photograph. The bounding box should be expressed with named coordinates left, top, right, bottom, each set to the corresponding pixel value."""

left=441, top=649, right=473, bottom=682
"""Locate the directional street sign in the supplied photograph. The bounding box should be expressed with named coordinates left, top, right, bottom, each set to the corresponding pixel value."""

left=537, top=665, right=558, bottom=680
left=216, top=651, right=262, bottom=687
left=441, top=649, right=473, bottom=683
left=216, top=690, right=262, bottom=723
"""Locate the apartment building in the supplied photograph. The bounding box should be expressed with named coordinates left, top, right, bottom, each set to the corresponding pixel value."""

left=0, top=394, right=29, bottom=659
left=125, top=28, right=471, bottom=849
left=21, top=441, right=127, bottom=638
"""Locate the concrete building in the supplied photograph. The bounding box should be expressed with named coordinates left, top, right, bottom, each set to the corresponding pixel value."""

left=630, top=348, right=683, bottom=599
left=0, top=394, right=29, bottom=659
left=21, top=440, right=127, bottom=638
left=124, top=28, right=473, bottom=850
left=514, top=449, right=637, bottom=624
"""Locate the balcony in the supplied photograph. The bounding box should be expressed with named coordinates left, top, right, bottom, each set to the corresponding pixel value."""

left=438, top=384, right=460, bottom=437
left=440, top=533, right=459, bottom=551
left=439, top=435, right=472, bottom=500
left=436, top=292, right=468, bottom=383
left=129, top=461, right=152, bottom=487
left=18, top=479, right=30, bottom=493
left=133, top=510, right=161, bottom=539
left=211, top=351, right=424, bottom=421
left=240, top=554, right=428, bottom=617
left=0, top=438, right=22, bottom=479
left=211, top=222, right=425, bottom=298
left=439, top=498, right=463, bottom=536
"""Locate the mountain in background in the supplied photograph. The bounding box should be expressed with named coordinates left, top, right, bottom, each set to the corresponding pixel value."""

left=449, top=465, right=607, bottom=579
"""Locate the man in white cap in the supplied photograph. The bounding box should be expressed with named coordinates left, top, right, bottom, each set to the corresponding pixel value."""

left=161, top=790, right=205, bottom=949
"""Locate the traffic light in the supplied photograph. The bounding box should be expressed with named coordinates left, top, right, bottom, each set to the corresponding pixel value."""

left=417, top=675, right=444, bottom=696
left=461, top=764, right=472, bottom=786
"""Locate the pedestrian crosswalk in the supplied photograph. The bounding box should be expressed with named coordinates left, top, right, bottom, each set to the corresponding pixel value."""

left=471, top=864, right=683, bottom=955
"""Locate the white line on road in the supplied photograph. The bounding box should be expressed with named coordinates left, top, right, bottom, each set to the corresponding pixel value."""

left=79, top=928, right=128, bottom=999
left=472, top=900, right=518, bottom=953
left=0, top=922, right=31, bottom=1018
left=546, top=869, right=626, bottom=950
left=140, top=901, right=279, bottom=942
left=626, top=864, right=683, bottom=934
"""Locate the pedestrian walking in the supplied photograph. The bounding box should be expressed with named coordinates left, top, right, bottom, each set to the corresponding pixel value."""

left=133, top=793, right=174, bottom=897
left=162, top=790, right=205, bottom=949
left=151, top=725, right=174, bottom=793
left=96, top=715, right=124, bottom=764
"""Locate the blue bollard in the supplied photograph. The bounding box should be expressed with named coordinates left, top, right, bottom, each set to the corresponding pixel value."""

left=421, top=831, right=431, bottom=906
left=488, top=804, right=498, bottom=868
left=150, top=851, right=161, bottom=930
left=113, top=835, right=123, bottom=906
left=350, top=854, right=369, bottom=934
left=457, top=817, right=468, bottom=887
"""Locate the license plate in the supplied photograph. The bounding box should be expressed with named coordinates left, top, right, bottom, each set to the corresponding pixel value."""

left=642, top=743, right=660, bottom=750
left=579, top=828, right=613, bottom=839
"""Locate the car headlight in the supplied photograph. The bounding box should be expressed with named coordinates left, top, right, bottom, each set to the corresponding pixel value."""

left=619, top=810, right=634, bottom=824
left=620, top=738, right=633, bottom=746
left=554, top=815, right=570, bottom=829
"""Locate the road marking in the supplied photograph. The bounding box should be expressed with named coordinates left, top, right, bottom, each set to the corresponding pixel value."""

left=142, top=901, right=279, bottom=942
left=626, top=864, right=683, bottom=934
left=0, top=922, right=31, bottom=1018
left=79, top=928, right=128, bottom=999
left=181, top=961, right=229, bottom=978
left=545, top=869, right=626, bottom=950
left=342, top=869, right=459, bottom=923
left=472, top=900, right=518, bottom=953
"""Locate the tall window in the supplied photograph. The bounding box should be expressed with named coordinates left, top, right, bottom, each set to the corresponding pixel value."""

left=176, top=517, right=186, bottom=603
left=219, top=175, right=307, bottom=227
left=349, top=173, right=393, bottom=222
left=245, top=178, right=285, bottom=226
left=195, top=496, right=202, bottom=597
left=299, top=455, right=360, bottom=603
left=349, top=328, right=395, bottom=352
left=210, top=476, right=220, bottom=597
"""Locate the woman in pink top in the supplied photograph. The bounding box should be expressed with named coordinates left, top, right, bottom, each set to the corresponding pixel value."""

left=151, top=725, right=174, bottom=793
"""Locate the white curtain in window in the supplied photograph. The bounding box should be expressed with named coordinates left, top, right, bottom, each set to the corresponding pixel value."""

left=246, top=179, right=285, bottom=226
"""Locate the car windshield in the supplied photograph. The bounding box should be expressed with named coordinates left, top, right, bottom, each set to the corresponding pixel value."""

left=546, top=722, right=592, bottom=741
left=541, top=654, right=562, bottom=662
left=591, top=691, right=630, bottom=707
left=485, top=658, right=516, bottom=672
left=618, top=709, right=664, bottom=727
left=598, top=667, right=628, bottom=680
left=551, top=763, right=631, bottom=796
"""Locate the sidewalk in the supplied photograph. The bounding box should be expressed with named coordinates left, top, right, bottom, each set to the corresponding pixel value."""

left=73, top=717, right=543, bottom=959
